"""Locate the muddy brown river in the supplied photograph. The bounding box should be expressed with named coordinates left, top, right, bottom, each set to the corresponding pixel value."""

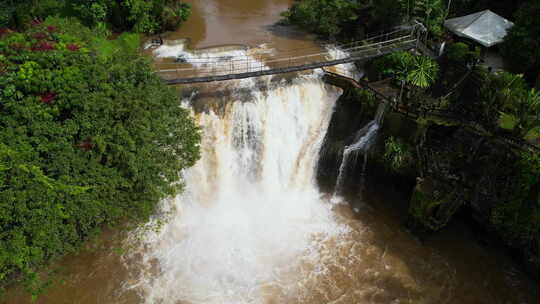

left=4, top=1, right=540, bottom=303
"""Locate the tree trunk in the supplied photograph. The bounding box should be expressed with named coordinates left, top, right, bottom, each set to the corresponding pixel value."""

left=399, top=80, right=405, bottom=105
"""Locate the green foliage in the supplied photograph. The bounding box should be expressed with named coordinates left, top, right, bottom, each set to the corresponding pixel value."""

left=405, top=55, right=439, bottom=88
left=350, top=87, right=377, bottom=110
left=497, top=112, right=518, bottom=130
left=383, top=136, right=413, bottom=171
left=99, top=0, right=191, bottom=33
left=480, top=72, right=540, bottom=136
left=91, top=32, right=141, bottom=60
left=281, top=0, right=449, bottom=39
left=408, top=177, right=461, bottom=231
left=72, top=1, right=108, bottom=28
left=492, top=152, right=540, bottom=243
left=366, top=0, right=405, bottom=31
left=0, top=0, right=191, bottom=34
left=0, top=18, right=200, bottom=293
left=500, top=0, right=540, bottom=76
left=352, top=87, right=375, bottom=102
left=0, top=0, right=67, bottom=28
left=372, top=51, right=439, bottom=88
left=371, top=51, right=414, bottom=80
left=281, top=0, right=360, bottom=38
left=399, top=0, right=446, bottom=37
left=445, top=42, right=479, bottom=64
left=513, top=88, right=540, bottom=137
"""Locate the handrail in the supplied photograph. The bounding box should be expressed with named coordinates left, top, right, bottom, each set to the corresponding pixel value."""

left=322, top=70, right=540, bottom=154
left=161, top=41, right=416, bottom=84
left=156, top=28, right=414, bottom=67
left=157, top=35, right=413, bottom=67
left=157, top=41, right=415, bottom=76
left=155, top=26, right=418, bottom=84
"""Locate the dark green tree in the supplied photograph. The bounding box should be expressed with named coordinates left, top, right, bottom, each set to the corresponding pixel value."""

left=500, top=0, right=540, bottom=82
left=281, top=0, right=361, bottom=38
left=0, top=0, right=191, bottom=34
left=399, top=0, right=446, bottom=37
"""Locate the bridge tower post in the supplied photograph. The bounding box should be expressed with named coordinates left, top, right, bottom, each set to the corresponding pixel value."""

left=412, top=21, right=427, bottom=51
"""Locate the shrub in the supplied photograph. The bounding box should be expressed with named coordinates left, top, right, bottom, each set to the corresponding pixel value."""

left=445, top=42, right=479, bottom=64
left=383, top=136, right=413, bottom=171
left=491, top=152, right=540, bottom=243
left=500, top=0, right=540, bottom=78
left=371, top=51, right=414, bottom=80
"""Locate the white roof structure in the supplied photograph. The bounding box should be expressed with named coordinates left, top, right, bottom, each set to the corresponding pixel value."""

left=444, top=10, right=514, bottom=47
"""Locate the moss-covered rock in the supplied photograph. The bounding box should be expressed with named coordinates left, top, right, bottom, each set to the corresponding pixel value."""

left=408, top=177, right=466, bottom=232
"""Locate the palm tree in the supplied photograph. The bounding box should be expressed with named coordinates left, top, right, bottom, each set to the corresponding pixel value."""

left=396, top=54, right=439, bottom=107
left=394, top=52, right=413, bottom=104
left=405, top=55, right=439, bottom=88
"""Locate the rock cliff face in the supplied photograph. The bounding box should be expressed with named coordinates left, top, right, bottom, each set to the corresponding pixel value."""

left=317, top=84, right=540, bottom=278
left=406, top=124, right=540, bottom=278
left=316, top=87, right=376, bottom=193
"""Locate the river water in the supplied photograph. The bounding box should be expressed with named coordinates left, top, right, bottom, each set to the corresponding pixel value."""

left=4, top=0, right=540, bottom=303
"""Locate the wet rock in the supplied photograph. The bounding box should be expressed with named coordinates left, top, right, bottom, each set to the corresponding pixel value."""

left=407, top=177, right=466, bottom=232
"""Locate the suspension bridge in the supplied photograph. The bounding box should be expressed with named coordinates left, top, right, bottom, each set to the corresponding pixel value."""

left=157, top=26, right=425, bottom=85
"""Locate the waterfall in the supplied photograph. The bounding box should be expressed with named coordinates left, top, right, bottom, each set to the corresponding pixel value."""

left=334, top=121, right=380, bottom=194
left=123, top=43, right=361, bottom=304
left=333, top=101, right=387, bottom=196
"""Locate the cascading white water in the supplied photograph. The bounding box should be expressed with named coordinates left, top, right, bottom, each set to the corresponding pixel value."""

left=333, top=101, right=387, bottom=195
left=114, top=41, right=472, bottom=304
left=124, top=43, right=360, bottom=304
left=334, top=121, right=380, bottom=194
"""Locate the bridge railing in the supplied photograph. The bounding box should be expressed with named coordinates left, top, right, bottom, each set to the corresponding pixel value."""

left=333, top=27, right=415, bottom=49
left=156, top=33, right=416, bottom=81
left=323, top=68, right=540, bottom=154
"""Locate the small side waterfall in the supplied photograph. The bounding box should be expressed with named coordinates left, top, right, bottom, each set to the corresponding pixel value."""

left=334, top=121, right=379, bottom=194
left=334, top=101, right=387, bottom=195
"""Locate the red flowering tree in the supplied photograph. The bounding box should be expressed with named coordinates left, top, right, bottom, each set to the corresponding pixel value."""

left=0, top=18, right=200, bottom=297
left=31, top=41, right=55, bottom=51
left=66, top=43, right=80, bottom=51
left=39, top=92, right=57, bottom=104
